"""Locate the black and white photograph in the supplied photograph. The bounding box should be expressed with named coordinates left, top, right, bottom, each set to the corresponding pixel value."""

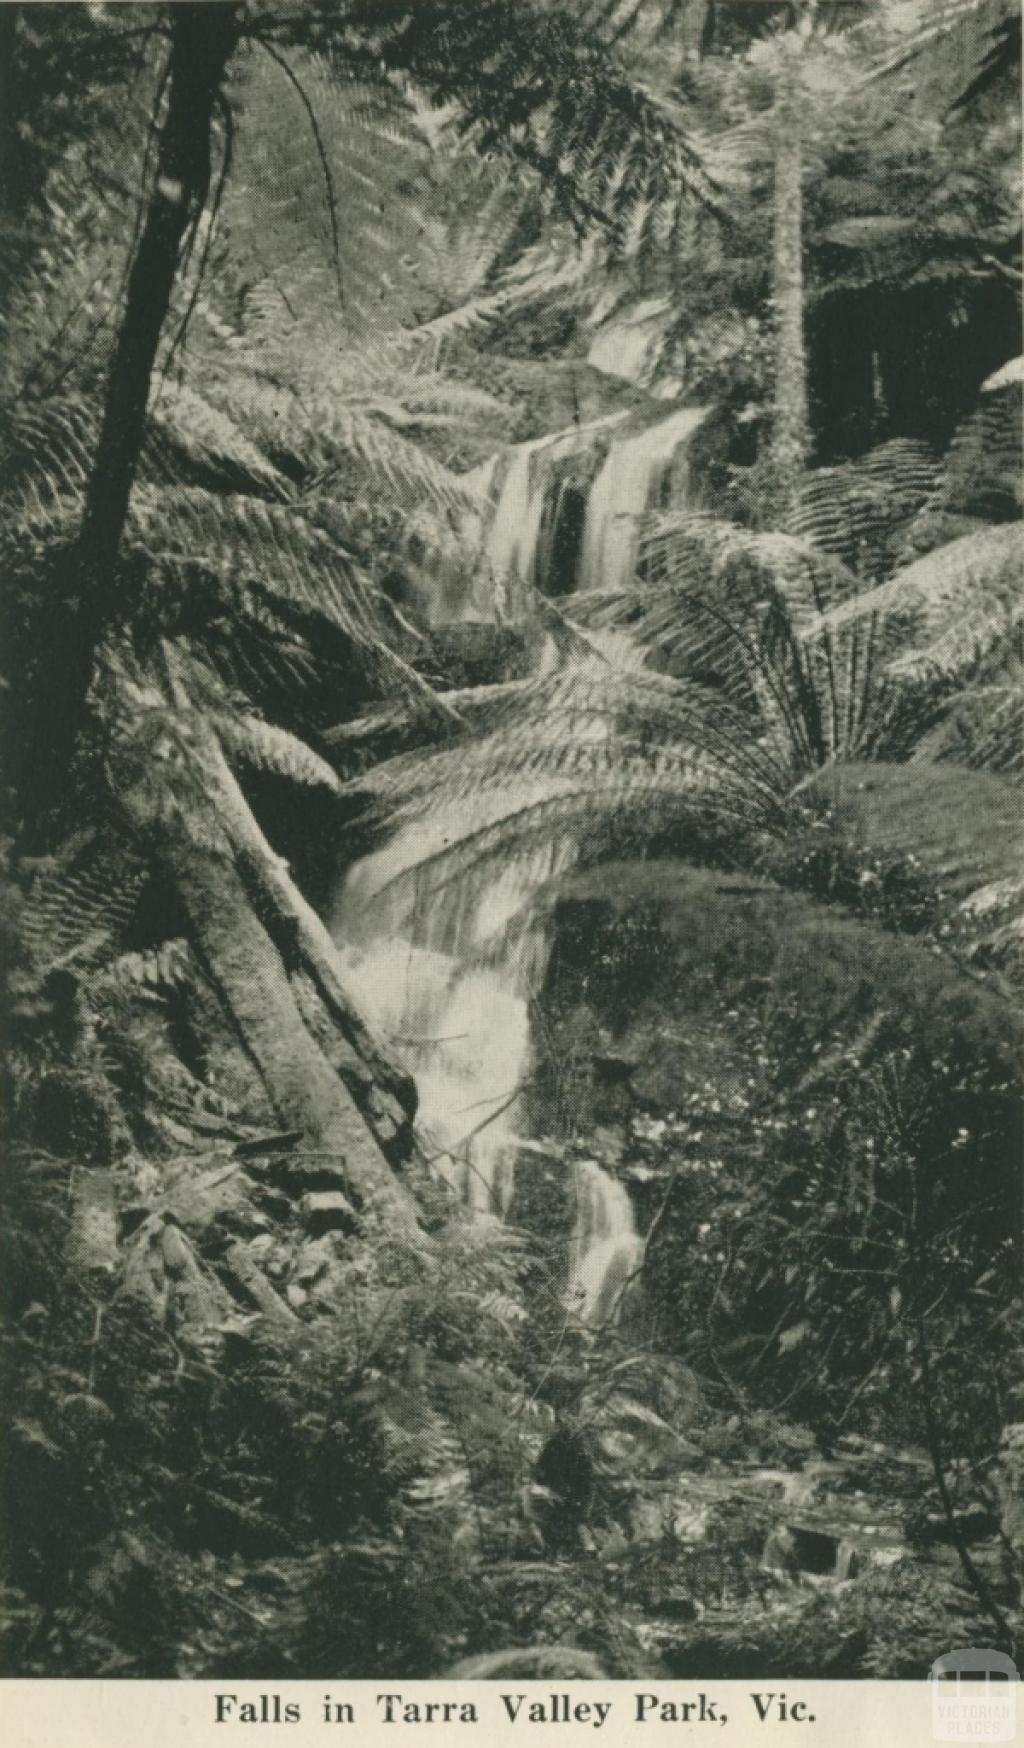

left=1, top=0, right=1021, bottom=1699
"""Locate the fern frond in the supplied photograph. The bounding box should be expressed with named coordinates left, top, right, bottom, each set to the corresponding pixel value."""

left=186, top=369, right=481, bottom=514
left=788, top=441, right=939, bottom=579
left=921, top=673, right=1024, bottom=774
left=982, top=356, right=1024, bottom=393
left=475, top=1290, right=529, bottom=1330
left=637, top=512, right=863, bottom=627
left=125, top=485, right=398, bottom=656
left=937, top=386, right=1023, bottom=521
left=222, top=50, right=433, bottom=340
left=17, top=833, right=150, bottom=979
left=102, top=939, right=195, bottom=994
left=339, top=656, right=783, bottom=944
left=212, top=711, right=344, bottom=795
left=291, top=0, right=720, bottom=243
left=812, top=524, right=1022, bottom=686
left=860, top=0, right=1011, bottom=88
left=146, top=382, right=291, bottom=499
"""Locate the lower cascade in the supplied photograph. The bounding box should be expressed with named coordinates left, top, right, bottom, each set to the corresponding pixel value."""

left=332, top=402, right=710, bottom=1321
left=567, top=1161, right=646, bottom=1325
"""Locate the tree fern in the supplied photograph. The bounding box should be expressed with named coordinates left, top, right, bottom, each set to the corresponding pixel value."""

left=861, top=0, right=1016, bottom=91
left=812, top=523, right=1021, bottom=681
left=573, top=511, right=891, bottom=767
left=289, top=0, right=720, bottom=236
left=337, top=655, right=784, bottom=947
left=787, top=439, right=939, bottom=578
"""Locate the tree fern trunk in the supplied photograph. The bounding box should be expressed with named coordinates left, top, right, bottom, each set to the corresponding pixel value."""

left=42, top=3, right=241, bottom=796
left=681, top=1, right=711, bottom=63
left=769, top=51, right=809, bottom=521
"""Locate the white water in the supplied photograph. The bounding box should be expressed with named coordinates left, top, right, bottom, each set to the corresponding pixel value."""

left=333, top=806, right=566, bottom=1217
left=567, top=1161, right=646, bottom=1325
left=332, top=401, right=707, bottom=1321
left=579, top=405, right=707, bottom=596
left=484, top=411, right=628, bottom=597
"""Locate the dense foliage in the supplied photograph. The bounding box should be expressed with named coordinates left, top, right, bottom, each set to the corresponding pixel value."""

left=0, top=0, right=1020, bottom=1679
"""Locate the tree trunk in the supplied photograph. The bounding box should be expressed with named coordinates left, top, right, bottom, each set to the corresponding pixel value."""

left=41, top=2, right=241, bottom=795
left=680, top=1, right=711, bottom=63
left=769, top=52, right=810, bottom=521
left=199, top=741, right=419, bottom=1149
left=115, top=721, right=428, bottom=1241
left=163, top=832, right=425, bottom=1244
left=27, top=0, right=428, bottom=1238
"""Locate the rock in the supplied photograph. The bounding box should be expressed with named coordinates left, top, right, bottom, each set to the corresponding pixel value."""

left=630, top=1495, right=669, bottom=1543
left=301, top=1190, right=357, bottom=1236
left=446, top=1647, right=607, bottom=1680
left=919, top=1504, right=1000, bottom=1546
left=223, top=1242, right=301, bottom=1328
left=591, top=1053, right=637, bottom=1086
left=292, top=1236, right=337, bottom=1287
left=761, top=1524, right=799, bottom=1575
left=277, top=1155, right=352, bottom=1190
left=670, top=1501, right=710, bottom=1544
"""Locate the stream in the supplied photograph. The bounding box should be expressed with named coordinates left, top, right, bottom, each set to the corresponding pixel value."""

left=331, top=400, right=707, bottom=1322
left=330, top=398, right=913, bottom=1595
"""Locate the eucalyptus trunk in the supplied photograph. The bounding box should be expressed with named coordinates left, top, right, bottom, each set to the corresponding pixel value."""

left=48, top=0, right=427, bottom=1238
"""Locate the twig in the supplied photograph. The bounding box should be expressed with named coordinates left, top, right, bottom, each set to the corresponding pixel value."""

left=917, top=1309, right=1015, bottom=1655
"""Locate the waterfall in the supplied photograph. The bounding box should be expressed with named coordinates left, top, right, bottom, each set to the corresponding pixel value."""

left=578, top=405, right=708, bottom=595
left=484, top=411, right=628, bottom=596
left=332, top=807, right=565, bottom=1218
left=332, top=400, right=707, bottom=1321
left=567, top=1161, right=646, bottom=1325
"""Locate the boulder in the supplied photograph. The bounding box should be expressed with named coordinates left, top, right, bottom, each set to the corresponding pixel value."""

left=301, top=1190, right=357, bottom=1237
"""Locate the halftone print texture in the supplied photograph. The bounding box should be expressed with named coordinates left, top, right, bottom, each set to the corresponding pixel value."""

left=0, top=0, right=1021, bottom=1683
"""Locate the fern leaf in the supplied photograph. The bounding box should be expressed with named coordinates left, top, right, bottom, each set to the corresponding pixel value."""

left=103, top=939, right=195, bottom=994
left=147, top=383, right=291, bottom=499
left=17, top=833, right=150, bottom=978
left=812, top=524, right=1022, bottom=685
left=213, top=713, right=343, bottom=795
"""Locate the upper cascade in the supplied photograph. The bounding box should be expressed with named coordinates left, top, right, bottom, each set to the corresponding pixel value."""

left=477, top=400, right=708, bottom=607
left=578, top=405, right=708, bottom=596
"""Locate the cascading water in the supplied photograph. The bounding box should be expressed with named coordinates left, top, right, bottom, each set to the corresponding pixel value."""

left=331, top=400, right=708, bottom=1321
left=567, top=1161, right=646, bottom=1326
left=578, top=405, right=707, bottom=595
left=333, top=818, right=564, bottom=1219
